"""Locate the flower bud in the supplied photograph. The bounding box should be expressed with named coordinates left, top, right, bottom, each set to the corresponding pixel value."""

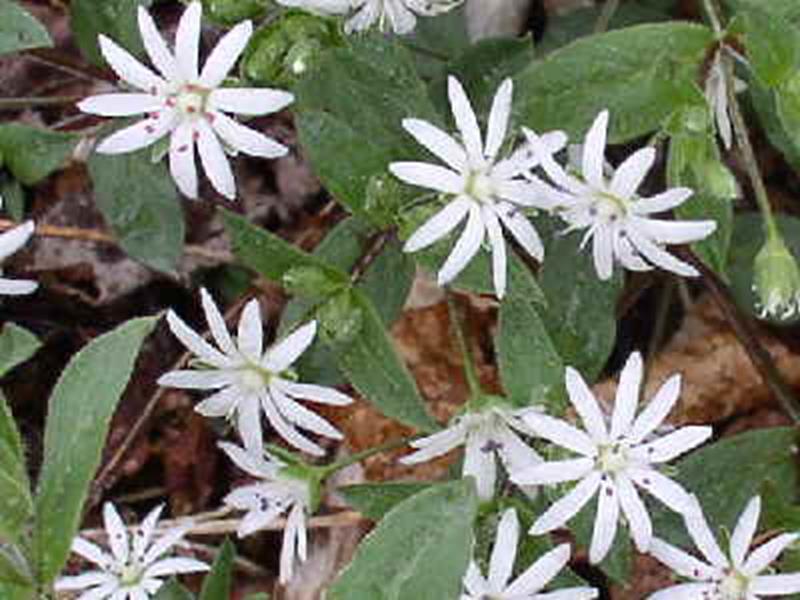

left=752, top=233, right=800, bottom=320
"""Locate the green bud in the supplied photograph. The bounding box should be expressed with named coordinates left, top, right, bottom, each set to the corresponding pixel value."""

left=752, top=233, right=800, bottom=321
left=282, top=265, right=346, bottom=299
left=200, top=0, right=271, bottom=26
left=702, top=158, right=739, bottom=200
left=316, top=290, right=363, bottom=344
left=241, top=11, right=342, bottom=87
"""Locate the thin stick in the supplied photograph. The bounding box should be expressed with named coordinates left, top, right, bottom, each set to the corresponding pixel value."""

left=0, top=96, right=83, bottom=111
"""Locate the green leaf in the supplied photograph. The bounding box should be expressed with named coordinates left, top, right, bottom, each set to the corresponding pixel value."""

left=0, top=324, right=40, bottom=378
left=34, top=317, right=157, bottom=583
left=70, top=0, right=151, bottom=67
left=737, top=8, right=800, bottom=88
left=653, top=427, right=799, bottom=546
left=539, top=225, right=622, bottom=382
left=0, top=0, right=52, bottom=55
left=497, top=266, right=566, bottom=411
left=723, top=0, right=800, bottom=24
left=295, top=35, right=438, bottom=224
left=201, top=0, right=269, bottom=26
left=0, top=581, right=34, bottom=600
left=327, top=289, right=437, bottom=432
left=0, top=176, right=25, bottom=222
left=153, top=579, right=196, bottom=600
left=340, top=482, right=435, bottom=520
left=515, top=23, right=713, bottom=142
left=0, top=125, right=78, bottom=186
left=0, top=391, right=33, bottom=545
left=88, top=150, right=184, bottom=273
left=243, top=594, right=270, bottom=600
left=0, top=544, right=32, bottom=587
left=330, top=479, right=478, bottom=600
left=223, top=209, right=338, bottom=282
left=199, top=539, right=234, bottom=600
left=572, top=498, right=631, bottom=583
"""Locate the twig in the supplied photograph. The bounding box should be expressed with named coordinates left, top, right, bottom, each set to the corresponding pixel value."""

left=0, top=96, right=83, bottom=111
left=26, top=48, right=114, bottom=83
left=349, top=229, right=394, bottom=284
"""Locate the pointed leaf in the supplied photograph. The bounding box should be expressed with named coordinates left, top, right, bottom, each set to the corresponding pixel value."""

left=199, top=539, right=234, bottom=600
left=0, top=0, right=51, bottom=55
left=0, top=324, right=40, bottom=378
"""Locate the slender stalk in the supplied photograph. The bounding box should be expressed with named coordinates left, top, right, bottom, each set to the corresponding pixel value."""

left=701, top=0, right=724, bottom=35
left=319, top=435, right=417, bottom=477
left=594, top=0, right=620, bottom=34
left=446, top=292, right=482, bottom=398
left=0, top=96, right=82, bottom=110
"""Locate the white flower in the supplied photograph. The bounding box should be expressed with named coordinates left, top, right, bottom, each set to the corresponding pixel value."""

left=400, top=401, right=542, bottom=501
left=55, top=502, right=207, bottom=599
left=220, top=442, right=312, bottom=584
left=158, top=288, right=352, bottom=455
left=705, top=46, right=747, bottom=151
left=344, top=0, right=462, bottom=35
left=390, top=76, right=565, bottom=298
left=649, top=495, right=800, bottom=600
left=0, top=199, right=37, bottom=295
left=511, top=352, right=712, bottom=564
left=525, top=110, right=717, bottom=280
left=78, top=2, right=294, bottom=200
left=462, top=508, right=598, bottom=600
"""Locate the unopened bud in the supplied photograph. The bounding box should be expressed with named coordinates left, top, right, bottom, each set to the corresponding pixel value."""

left=753, top=233, right=800, bottom=320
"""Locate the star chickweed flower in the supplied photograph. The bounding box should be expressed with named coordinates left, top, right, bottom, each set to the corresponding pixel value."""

left=158, top=288, right=352, bottom=455
left=400, top=395, right=542, bottom=501
left=220, top=442, right=318, bottom=584
left=461, top=508, right=599, bottom=600
left=390, top=76, right=566, bottom=298
left=525, top=110, right=717, bottom=280
left=752, top=232, right=800, bottom=320
left=511, top=352, right=712, bottom=564
left=649, top=495, right=800, bottom=600
left=705, top=45, right=748, bottom=151
left=55, top=502, right=208, bottom=599
left=78, top=2, right=294, bottom=200
left=0, top=198, right=36, bottom=296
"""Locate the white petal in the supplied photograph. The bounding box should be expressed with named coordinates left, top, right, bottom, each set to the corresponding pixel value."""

left=683, top=496, right=729, bottom=568
left=137, top=6, right=180, bottom=81
left=589, top=479, right=620, bottom=564
left=496, top=203, right=544, bottom=261
left=237, top=299, right=263, bottom=363
left=511, top=458, right=594, bottom=486
left=78, top=93, right=163, bottom=117
left=103, top=502, right=130, bottom=564
left=168, top=122, right=198, bottom=198
left=488, top=508, right=518, bottom=590
left=616, top=473, right=652, bottom=552
left=389, top=162, right=464, bottom=194
left=199, top=20, right=252, bottom=88
left=260, top=389, right=324, bottom=455
left=496, top=426, right=542, bottom=474
left=175, top=1, right=201, bottom=81
left=199, top=287, right=237, bottom=355
left=731, top=496, right=761, bottom=569
left=98, top=35, right=164, bottom=92
left=521, top=413, right=597, bottom=457
left=279, top=503, right=305, bottom=583
left=157, top=369, right=233, bottom=389
left=649, top=537, right=717, bottom=580
left=133, top=504, right=164, bottom=560
left=625, top=227, right=699, bottom=277
left=0, top=220, right=34, bottom=260
left=610, top=352, right=642, bottom=439
left=401, top=118, right=467, bottom=171
left=609, top=147, right=655, bottom=199
left=275, top=380, right=352, bottom=406
left=271, top=385, right=343, bottom=439
left=647, top=583, right=716, bottom=600
left=219, top=441, right=278, bottom=479
left=582, top=110, right=609, bottom=188
left=629, top=374, right=681, bottom=444
left=208, top=88, right=294, bottom=116
left=744, top=533, right=799, bottom=576
left=505, top=544, right=570, bottom=596
left=615, top=233, right=650, bottom=271
left=522, top=128, right=585, bottom=196
left=565, top=367, right=608, bottom=443
left=535, top=588, right=599, bottom=600
left=437, top=203, right=485, bottom=285
left=530, top=471, right=601, bottom=534
left=237, top=393, right=264, bottom=454
left=262, top=321, right=317, bottom=373
left=345, top=1, right=381, bottom=33
left=72, top=537, right=112, bottom=568
left=483, top=206, right=507, bottom=298
left=463, top=561, right=489, bottom=596
left=630, top=468, right=693, bottom=516
left=400, top=424, right=466, bottom=464
left=164, top=308, right=232, bottom=368
left=0, top=278, right=37, bottom=296
left=484, top=79, right=512, bottom=160
left=55, top=571, right=115, bottom=590
left=447, top=76, right=483, bottom=164
left=632, top=188, right=693, bottom=215
left=751, top=573, right=800, bottom=595
left=493, top=179, right=555, bottom=210
left=96, top=110, right=177, bottom=154
left=384, top=0, right=416, bottom=34
left=143, top=526, right=189, bottom=566
left=210, top=111, right=288, bottom=158
left=144, top=557, right=208, bottom=577
left=463, top=431, right=497, bottom=500
left=632, top=426, right=711, bottom=464
left=592, top=225, right=614, bottom=281
left=636, top=218, right=717, bottom=245
left=403, top=197, right=471, bottom=253
left=196, top=119, right=236, bottom=199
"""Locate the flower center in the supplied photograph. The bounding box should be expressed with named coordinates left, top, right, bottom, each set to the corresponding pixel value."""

left=239, top=366, right=269, bottom=392
left=465, top=169, right=494, bottom=203
left=588, top=191, right=627, bottom=224
left=597, top=441, right=629, bottom=473
left=716, top=569, right=750, bottom=600
left=118, top=561, right=143, bottom=587
left=169, top=84, right=210, bottom=119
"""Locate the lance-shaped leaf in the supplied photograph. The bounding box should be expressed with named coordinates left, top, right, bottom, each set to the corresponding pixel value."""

left=199, top=540, right=234, bottom=600
left=0, top=125, right=78, bottom=186
left=0, top=0, right=51, bottom=55
left=0, top=324, right=40, bottom=378
left=0, top=391, right=32, bottom=545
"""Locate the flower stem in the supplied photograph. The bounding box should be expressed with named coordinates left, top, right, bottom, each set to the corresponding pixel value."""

left=319, top=436, right=418, bottom=477
left=594, top=0, right=620, bottom=34
left=0, top=95, right=82, bottom=110
left=446, top=291, right=482, bottom=398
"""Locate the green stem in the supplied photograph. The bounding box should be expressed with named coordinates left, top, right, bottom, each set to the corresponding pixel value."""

left=701, top=0, right=724, bottom=35
left=319, top=436, right=418, bottom=477
left=594, top=0, right=620, bottom=34
left=446, top=292, right=482, bottom=398
left=0, top=96, right=82, bottom=110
